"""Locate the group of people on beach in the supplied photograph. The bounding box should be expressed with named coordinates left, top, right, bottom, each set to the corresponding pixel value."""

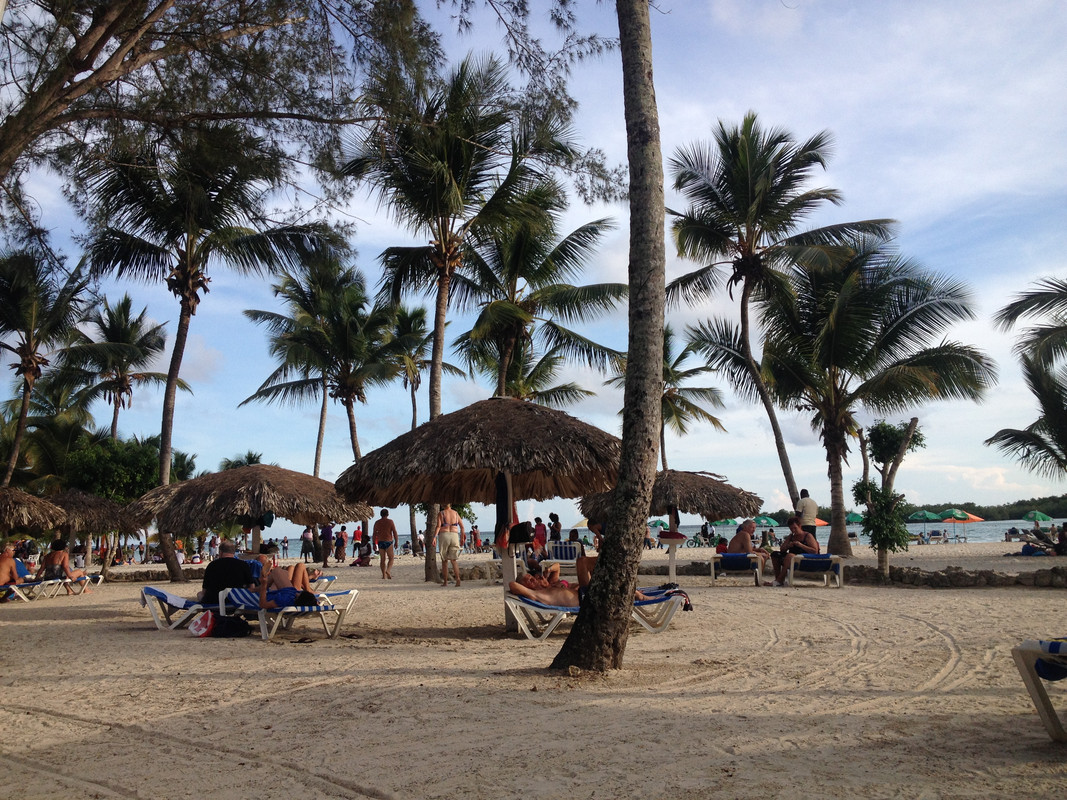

left=0, top=538, right=92, bottom=599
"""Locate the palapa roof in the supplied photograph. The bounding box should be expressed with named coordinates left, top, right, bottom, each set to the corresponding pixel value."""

left=128, top=464, right=372, bottom=534
left=580, top=469, right=762, bottom=522
left=0, top=487, right=66, bottom=533
left=50, top=489, right=139, bottom=536
left=335, top=396, right=621, bottom=506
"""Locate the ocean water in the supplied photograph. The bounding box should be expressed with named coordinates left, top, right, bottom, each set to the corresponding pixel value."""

left=668, top=519, right=1045, bottom=548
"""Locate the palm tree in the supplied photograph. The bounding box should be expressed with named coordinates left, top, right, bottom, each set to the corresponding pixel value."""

left=465, top=336, right=595, bottom=408
left=994, top=277, right=1067, bottom=365
left=342, top=54, right=563, bottom=422
left=759, top=236, right=996, bottom=554
left=607, top=326, right=725, bottom=471
left=668, top=111, right=894, bottom=506
left=82, top=124, right=323, bottom=491
left=243, top=269, right=402, bottom=461
left=244, top=245, right=360, bottom=477
left=985, top=355, right=1067, bottom=478
left=0, top=249, right=89, bottom=486
left=56, top=294, right=180, bottom=440
left=451, top=203, right=624, bottom=396
left=219, top=451, right=266, bottom=470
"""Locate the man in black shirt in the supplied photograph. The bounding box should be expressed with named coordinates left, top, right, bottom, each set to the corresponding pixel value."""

left=197, top=540, right=254, bottom=603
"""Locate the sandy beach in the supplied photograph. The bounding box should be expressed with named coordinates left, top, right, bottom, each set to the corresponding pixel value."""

left=3, top=542, right=1065, bottom=799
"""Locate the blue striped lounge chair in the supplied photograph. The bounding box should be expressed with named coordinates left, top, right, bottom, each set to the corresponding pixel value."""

left=504, top=588, right=686, bottom=641
left=543, top=541, right=583, bottom=575
left=1012, top=638, right=1067, bottom=742
left=139, top=586, right=221, bottom=630
left=1, top=558, right=61, bottom=602
left=710, top=553, right=763, bottom=586
left=219, top=587, right=359, bottom=641
left=787, top=554, right=844, bottom=587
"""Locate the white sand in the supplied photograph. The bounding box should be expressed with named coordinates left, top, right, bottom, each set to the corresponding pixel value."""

left=3, top=544, right=1065, bottom=799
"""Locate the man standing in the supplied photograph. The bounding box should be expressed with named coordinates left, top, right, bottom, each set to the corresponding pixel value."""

left=373, top=509, right=399, bottom=580
left=795, top=489, right=819, bottom=537
left=197, top=540, right=254, bottom=603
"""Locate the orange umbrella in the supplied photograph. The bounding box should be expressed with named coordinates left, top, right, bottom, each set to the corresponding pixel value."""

left=815, top=518, right=829, bottom=526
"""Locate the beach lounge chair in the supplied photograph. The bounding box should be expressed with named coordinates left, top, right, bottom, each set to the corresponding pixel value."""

left=503, top=589, right=686, bottom=641
left=787, top=554, right=844, bottom=587
left=710, top=553, right=763, bottom=586
left=927, top=530, right=947, bottom=544
left=544, top=540, right=582, bottom=575
left=1012, top=638, right=1067, bottom=742
left=139, top=586, right=220, bottom=630
left=3, top=558, right=66, bottom=600
left=219, top=587, right=359, bottom=642
left=309, top=574, right=336, bottom=593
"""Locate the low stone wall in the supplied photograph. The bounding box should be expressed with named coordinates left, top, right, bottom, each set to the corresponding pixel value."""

left=103, top=567, right=206, bottom=583
left=637, top=560, right=1067, bottom=589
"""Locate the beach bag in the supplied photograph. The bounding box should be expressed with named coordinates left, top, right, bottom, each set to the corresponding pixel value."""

left=508, top=521, right=534, bottom=545
left=189, top=611, right=216, bottom=638
left=211, top=615, right=252, bottom=638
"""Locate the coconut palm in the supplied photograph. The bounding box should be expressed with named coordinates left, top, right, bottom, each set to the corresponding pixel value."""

left=243, top=269, right=402, bottom=461
left=760, top=236, right=996, bottom=555
left=450, top=202, right=624, bottom=396
left=668, top=111, right=894, bottom=506
left=0, top=249, right=90, bottom=486
left=342, top=54, right=565, bottom=422
left=994, top=277, right=1067, bottom=366
left=82, top=124, right=324, bottom=490
left=985, top=355, right=1067, bottom=478
left=244, top=245, right=360, bottom=477
left=607, top=326, right=725, bottom=471
left=56, top=294, right=180, bottom=440
left=466, top=337, right=595, bottom=408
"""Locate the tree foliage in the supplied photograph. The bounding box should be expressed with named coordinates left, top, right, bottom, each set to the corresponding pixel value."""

left=64, top=437, right=160, bottom=504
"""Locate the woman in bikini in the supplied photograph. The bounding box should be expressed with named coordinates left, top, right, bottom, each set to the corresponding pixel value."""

left=434, top=503, right=464, bottom=587
left=35, top=540, right=89, bottom=594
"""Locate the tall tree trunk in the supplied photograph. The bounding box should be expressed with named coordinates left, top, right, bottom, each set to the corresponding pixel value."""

left=825, top=431, right=853, bottom=556
left=423, top=268, right=449, bottom=582
left=408, top=382, right=421, bottom=555
left=110, top=400, right=121, bottom=440
left=552, top=0, right=664, bottom=671
left=660, top=425, right=668, bottom=471
left=739, top=281, right=800, bottom=507
left=313, top=373, right=328, bottom=477
left=1, top=380, right=33, bottom=486
left=157, top=298, right=193, bottom=581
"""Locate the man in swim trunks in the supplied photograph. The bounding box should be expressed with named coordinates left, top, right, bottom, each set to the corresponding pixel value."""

left=508, top=556, right=647, bottom=605
left=0, top=540, right=24, bottom=600
left=373, top=508, right=399, bottom=579
left=434, top=503, right=464, bottom=587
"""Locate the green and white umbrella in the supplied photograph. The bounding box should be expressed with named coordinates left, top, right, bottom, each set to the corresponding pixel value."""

left=753, top=514, right=779, bottom=527
left=1024, top=510, right=1053, bottom=522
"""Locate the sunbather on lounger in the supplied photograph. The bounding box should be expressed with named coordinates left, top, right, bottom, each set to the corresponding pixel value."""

left=509, top=556, right=647, bottom=605
left=256, top=556, right=318, bottom=609
left=35, top=540, right=89, bottom=593
left=0, top=540, right=24, bottom=600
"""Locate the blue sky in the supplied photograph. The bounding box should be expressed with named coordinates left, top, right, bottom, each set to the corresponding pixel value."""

left=13, top=1, right=1067, bottom=537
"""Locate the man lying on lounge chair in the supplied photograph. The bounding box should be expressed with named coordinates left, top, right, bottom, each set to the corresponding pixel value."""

left=508, top=556, right=649, bottom=606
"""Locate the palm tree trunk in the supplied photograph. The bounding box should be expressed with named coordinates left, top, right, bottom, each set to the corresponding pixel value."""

left=344, top=399, right=361, bottom=460
left=408, top=381, right=421, bottom=555
left=428, top=269, right=450, bottom=420
left=110, top=401, right=121, bottom=440
left=157, top=299, right=193, bottom=581
left=660, top=425, right=669, bottom=471
left=825, top=433, right=853, bottom=557
left=497, top=334, right=517, bottom=397
left=552, top=0, right=664, bottom=671
left=739, top=282, right=800, bottom=507
left=1, top=380, right=33, bottom=486
left=313, top=373, right=328, bottom=477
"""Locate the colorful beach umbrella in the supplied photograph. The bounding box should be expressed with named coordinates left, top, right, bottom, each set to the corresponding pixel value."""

left=648, top=519, right=669, bottom=528
left=846, top=511, right=865, bottom=524
left=815, top=518, right=829, bottom=526
left=710, top=518, right=737, bottom=527
left=940, top=508, right=982, bottom=522
left=908, top=509, right=942, bottom=532
left=753, top=514, right=779, bottom=527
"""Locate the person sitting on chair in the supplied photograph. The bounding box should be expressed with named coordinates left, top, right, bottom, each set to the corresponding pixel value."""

left=256, top=556, right=318, bottom=609
left=35, top=540, right=90, bottom=594
left=727, top=519, right=771, bottom=573
left=771, top=517, right=820, bottom=586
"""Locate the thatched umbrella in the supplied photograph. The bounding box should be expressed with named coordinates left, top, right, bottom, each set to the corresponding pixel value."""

left=335, top=397, right=621, bottom=629
left=580, top=469, right=761, bottom=524
left=0, top=487, right=66, bottom=535
left=336, top=397, right=621, bottom=507
left=129, top=465, right=372, bottom=551
left=50, top=489, right=140, bottom=577
left=581, top=469, right=762, bottom=581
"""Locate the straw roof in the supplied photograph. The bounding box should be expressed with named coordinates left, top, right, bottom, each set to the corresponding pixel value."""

left=580, top=469, right=762, bottom=521
left=128, top=464, right=372, bottom=534
left=335, top=396, right=622, bottom=506
left=50, top=489, right=139, bottom=536
left=0, top=487, right=66, bottom=534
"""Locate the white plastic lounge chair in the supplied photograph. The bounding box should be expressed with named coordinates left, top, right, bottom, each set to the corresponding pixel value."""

left=309, top=574, right=336, bottom=593
left=61, top=573, right=104, bottom=595
left=710, top=553, right=763, bottom=586
left=220, top=587, right=359, bottom=642
left=787, top=554, right=844, bottom=587
left=4, top=558, right=65, bottom=600
left=504, top=589, right=686, bottom=640
left=139, top=586, right=220, bottom=630
left=1012, top=638, right=1067, bottom=742
left=927, top=530, right=947, bottom=544
left=544, top=540, right=582, bottom=567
